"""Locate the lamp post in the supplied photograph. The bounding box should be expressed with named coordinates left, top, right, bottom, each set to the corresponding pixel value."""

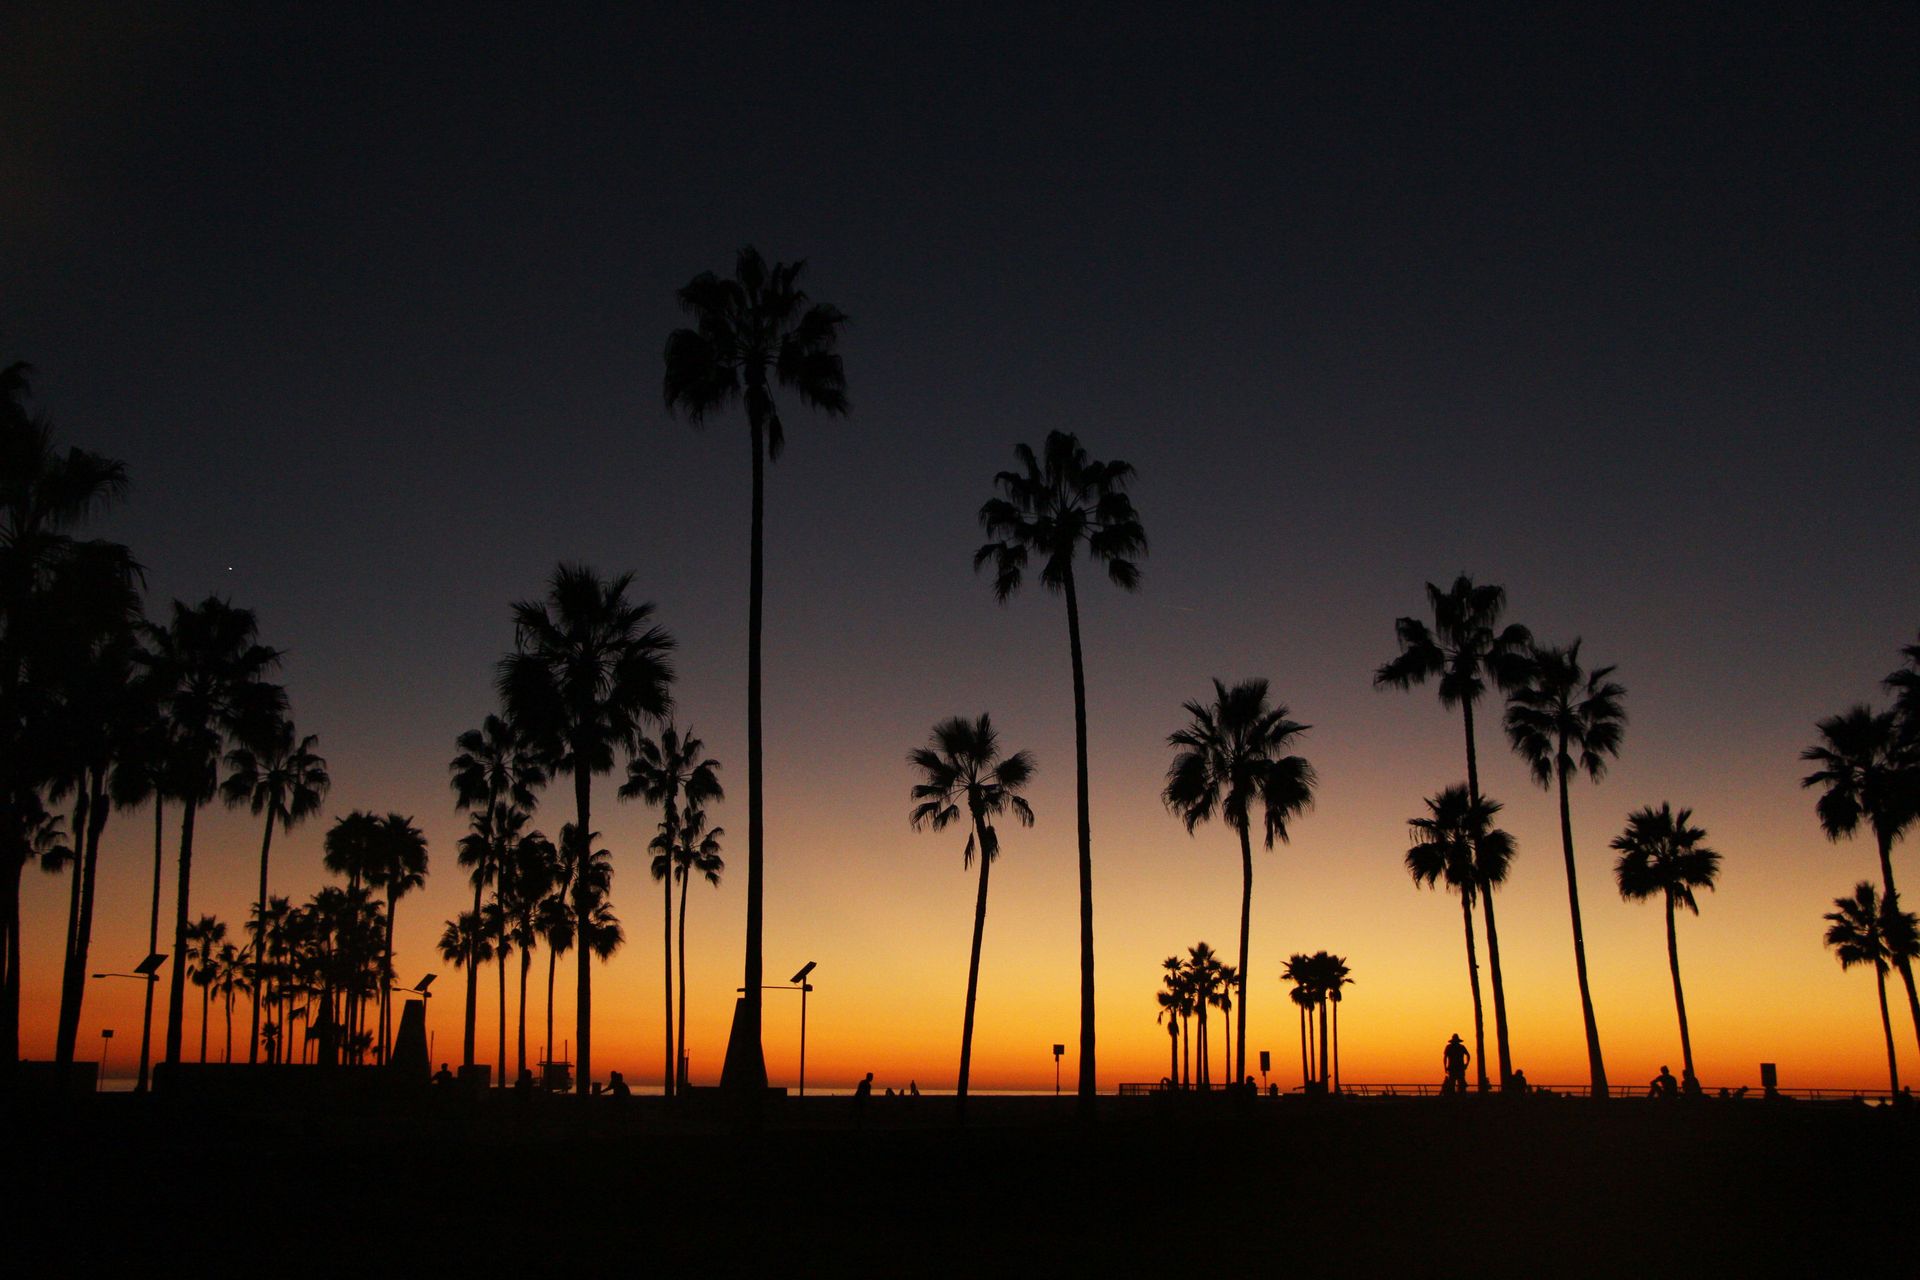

left=740, top=960, right=818, bottom=1096
left=92, top=953, right=166, bottom=1091
left=99, top=1028, right=114, bottom=1091
left=1053, top=1043, right=1065, bottom=1096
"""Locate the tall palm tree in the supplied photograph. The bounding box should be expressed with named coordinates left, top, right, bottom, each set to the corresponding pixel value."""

left=455, top=804, right=522, bottom=1082
left=977, top=431, right=1146, bottom=1100
left=1802, top=706, right=1920, bottom=1053
left=1162, top=678, right=1315, bottom=1088
left=501, top=828, right=555, bottom=1085
left=1155, top=982, right=1182, bottom=1085
left=223, top=718, right=328, bottom=1063
left=667, top=807, right=723, bottom=1088
left=499, top=564, right=673, bottom=1095
left=665, top=246, right=848, bottom=1095
left=1376, top=575, right=1530, bottom=1086
left=1214, top=963, right=1239, bottom=1085
left=450, top=713, right=545, bottom=1068
left=365, top=813, right=428, bottom=1062
left=1405, top=785, right=1517, bottom=1092
left=108, top=693, right=170, bottom=1090
left=142, top=597, right=285, bottom=1068
left=908, top=713, right=1037, bottom=1104
left=1505, top=640, right=1625, bottom=1098
left=622, top=724, right=722, bottom=1098
left=438, top=911, right=493, bottom=1065
left=1287, top=976, right=1316, bottom=1088
left=1612, top=804, right=1721, bottom=1088
left=1823, top=882, right=1920, bottom=1096
left=184, top=914, right=226, bottom=1064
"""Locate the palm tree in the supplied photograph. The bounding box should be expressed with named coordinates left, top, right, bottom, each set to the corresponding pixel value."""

left=1160, top=954, right=1193, bottom=1086
left=977, top=431, right=1147, bottom=1100
left=184, top=914, right=226, bottom=1064
left=499, top=564, right=674, bottom=1094
left=214, top=941, right=244, bottom=1063
left=908, top=713, right=1037, bottom=1104
left=1823, top=882, right=1920, bottom=1096
left=622, top=724, right=722, bottom=1098
left=1376, top=576, right=1530, bottom=1086
left=501, top=828, right=555, bottom=1085
left=665, top=246, right=848, bottom=1095
left=1317, top=954, right=1353, bottom=1093
left=1505, top=640, right=1625, bottom=1098
left=223, top=718, right=328, bottom=1063
left=1287, top=977, right=1316, bottom=1088
left=438, top=911, right=493, bottom=1067
left=449, top=713, right=545, bottom=1069
left=1405, top=785, right=1517, bottom=1092
left=1612, top=804, right=1721, bottom=1088
left=142, top=597, right=285, bottom=1068
left=1182, top=943, right=1226, bottom=1086
left=365, top=813, right=428, bottom=1062
left=1214, top=964, right=1239, bottom=1085
left=1162, top=678, right=1314, bottom=1088
left=1802, top=706, right=1920, bottom=1053
left=1154, top=982, right=1182, bottom=1085
left=455, top=804, right=522, bottom=1083
left=667, top=807, right=723, bottom=1088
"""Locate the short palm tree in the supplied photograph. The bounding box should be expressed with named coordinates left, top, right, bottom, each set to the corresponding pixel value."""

left=214, top=941, right=244, bottom=1063
left=366, top=813, right=428, bottom=1063
left=499, top=564, right=674, bottom=1094
left=1505, top=640, right=1625, bottom=1097
left=1160, top=954, right=1193, bottom=1086
left=1183, top=943, right=1226, bottom=1086
left=225, top=719, right=329, bottom=1063
left=501, top=829, right=557, bottom=1084
left=667, top=807, right=723, bottom=1088
left=908, top=713, right=1037, bottom=1104
left=1163, top=678, right=1314, bottom=1089
left=622, top=723, right=722, bottom=1098
left=1823, top=882, right=1920, bottom=1096
left=665, top=246, right=848, bottom=1095
left=437, top=911, right=494, bottom=1046
left=1406, top=785, right=1516, bottom=1092
left=1802, top=706, right=1920, bottom=1053
left=1376, top=574, right=1530, bottom=1085
left=184, top=914, right=226, bottom=1064
left=455, top=804, right=523, bottom=1080
left=977, top=431, right=1146, bottom=1100
left=142, top=597, right=285, bottom=1067
left=1612, top=803, right=1721, bottom=1088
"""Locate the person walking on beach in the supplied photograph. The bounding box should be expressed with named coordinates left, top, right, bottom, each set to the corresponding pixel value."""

left=1443, top=1034, right=1470, bottom=1093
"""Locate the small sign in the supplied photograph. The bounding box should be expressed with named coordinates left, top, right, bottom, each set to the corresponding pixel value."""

left=101, top=1029, right=114, bottom=1039
left=1052, top=1043, right=1065, bottom=1057
left=1259, top=1050, right=1270, bottom=1073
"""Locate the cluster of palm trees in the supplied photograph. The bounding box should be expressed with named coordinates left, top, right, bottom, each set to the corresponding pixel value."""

left=1154, top=943, right=1242, bottom=1089
left=1282, top=952, right=1352, bottom=1093
left=1806, top=635, right=1920, bottom=1095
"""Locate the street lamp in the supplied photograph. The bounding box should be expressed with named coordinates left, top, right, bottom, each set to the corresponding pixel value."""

left=99, top=1028, right=114, bottom=1092
left=1053, top=1043, right=1065, bottom=1096
left=740, top=960, right=818, bottom=1096
left=92, top=953, right=165, bottom=1092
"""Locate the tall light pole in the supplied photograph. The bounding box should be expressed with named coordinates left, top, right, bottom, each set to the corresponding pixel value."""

left=93, top=953, right=165, bottom=1091
left=98, top=1028, right=114, bottom=1091
left=791, top=962, right=817, bottom=1097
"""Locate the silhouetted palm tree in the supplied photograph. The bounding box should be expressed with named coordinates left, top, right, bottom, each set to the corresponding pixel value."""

left=622, top=724, right=722, bottom=1098
left=666, top=807, right=723, bottom=1088
left=1406, top=785, right=1516, bottom=1091
left=1376, top=575, right=1530, bottom=1086
left=977, top=431, right=1146, bottom=1100
left=1155, top=981, right=1182, bottom=1085
left=1181, top=943, right=1226, bottom=1086
left=1823, top=882, right=1920, bottom=1096
left=108, top=691, right=171, bottom=1090
left=908, top=713, right=1037, bottom=1104
left=214, top=941, right=244, bottom=1063
left=1281, top=952, right=1320, bottom=1088
left=1215, top=963, right=1240, bottom=1085
left=1299, top=951, right=1350, bottom=1091
left=1802, top=706, right=1920, bottom=1053
left=366, top=813, right=428, bottom=1062
left=1288, top=979, right=1315, bottom=1088
left=501, top=828, right=556, bottom=1085
left=499, top=564, right=674, bottom=1094
left=450, top=713, right=545, bottom=1068
left=455, top=804, right=522, bottom=1083
left=1612, top=804, right=1720, bottom=1087
left=665, top=246, right=848, bottom=1094
left=1505, top=640, right=1624, bottom=1097
left=1163, top=678, right=1314, bottom=1089
left=438, top=912, right=493, bottom=1064
left=185, top=914, right=225, bottom=1064
left=224, top=718, right=328, bottom=1063
left=1160, top=954, right=1193, bottom=1086
left=142, top=597, right=285, bottom=1068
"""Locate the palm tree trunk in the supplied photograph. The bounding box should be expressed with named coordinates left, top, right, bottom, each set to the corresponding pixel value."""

left=957, top=810, right=995, bottom=1104
left=224, top=990, right=233, bottom=1063
left=517, top=944, right=530, bottom=1085
left=1168, top=1025, right=1177, bottom=1084
left=1460, top=893, right=1488, bottom=1091
left=199, top=981, right=210, bottom=1063
left=721, top=411, right=769, bottom=1096
left=545, top=944, right=556, bottom=1079
left=1235, top=822, right=1252, bottom=1088
left=574, top=766, right=592, bottom=1095
left=54, top=791, right=86, bottom=1067
left=1297, top=1003, right=1308, bottom=1087
left=496, top=926, right=507, bottom=1088
left=1223, top=1004, right=1233, bottom=1088
left=137, top=797, right=162, bottom=1091
left=380, top=889, right=396, bottom=1064
left=1876, top=965, right=1899, bottom=1096
left=662, top=859, right=674, bottom=1098
left=464, top=871, right=481, bottom=1069
left=1061, top=567, right=1096, bottom=1103
left=1318, top=997, right=1330, bottom=1088
left=250, top=810, right=274, bottom=1065
left=1333, top=997, right=1342, bottom=1093
left=1875, top=832, right=1920, bottom=1055
left=1665, top=893, right=1696, bottom=1083
left=1555, top=752, right=1607, bottom=1097
left=163, top=800, right=198, bottom=1069
left=1463, top=698, right=1514, bottom=1087
left=1196, top=1004, right=1208, bottom=1087
left=0, top=853, right=18, bottom=1065
left=677, top=868, right=691, bottom=1088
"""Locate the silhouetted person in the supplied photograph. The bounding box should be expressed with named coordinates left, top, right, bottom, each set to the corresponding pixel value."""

left=884, top=1086, right=894, bottom=1098
left=1510, top=1069, right=1529, bottom=1095
left=1650, top=1065, right=1678, bottom=1098
left=909, top=1079, right=919, bottom=1097
left=432, top=1062, right=454, bottom=1088
left=1442, top=1034, right=1469, bottom=1093
left=1682, top=1065, right=1702, bottom=1097
left=608, top=1070, right=631, bottom=1098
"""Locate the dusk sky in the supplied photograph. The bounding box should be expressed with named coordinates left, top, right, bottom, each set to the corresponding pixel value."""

left=5, top=3, right=1915, bottom=1090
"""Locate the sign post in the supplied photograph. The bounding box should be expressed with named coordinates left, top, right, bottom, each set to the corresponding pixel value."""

left=1052, top=1043, right=1065, bottom=1096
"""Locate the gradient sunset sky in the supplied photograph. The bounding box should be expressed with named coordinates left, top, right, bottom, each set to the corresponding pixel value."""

left=5, top=3, right=1916, bottom=1090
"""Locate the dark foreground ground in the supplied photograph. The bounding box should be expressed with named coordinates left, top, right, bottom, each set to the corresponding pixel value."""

left=6, top=1089, right=1914, bottom=1277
